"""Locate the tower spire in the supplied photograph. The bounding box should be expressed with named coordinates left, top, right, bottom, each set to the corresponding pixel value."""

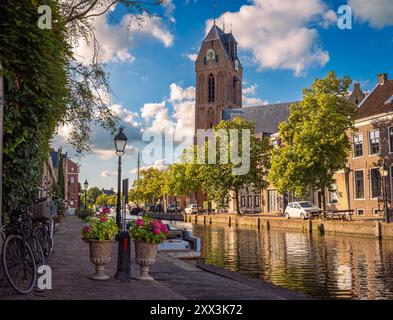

left=213, top=4, right=216, bottom=25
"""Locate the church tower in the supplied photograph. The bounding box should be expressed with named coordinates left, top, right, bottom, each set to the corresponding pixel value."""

left=195, top=24, right=243, bottom=132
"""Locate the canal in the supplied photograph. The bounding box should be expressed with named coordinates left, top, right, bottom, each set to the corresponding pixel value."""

left=190, top=223, right=393, bottom=300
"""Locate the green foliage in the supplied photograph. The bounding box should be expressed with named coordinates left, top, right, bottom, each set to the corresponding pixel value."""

left=129, top=215, right=169, bottom=244
left=0, top=0, right=69, bottom=216
left=81, top=214, right=119, bottom=241
left=96, top=194, right=110, bottom=207
left=131, top=168, right=164, bottom=206
left=198, top=118, right=271, bottom=214
left=57, top=151, right=65, bottom=199
left=87, top=187, right=103, bottom=205
left=269, top=71, right=356, bottom=210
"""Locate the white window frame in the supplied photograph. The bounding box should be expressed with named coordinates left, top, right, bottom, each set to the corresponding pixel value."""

left=368, top=130, right=380, bottom=156
left=369, top=167, right=382, bottom=200
left=354, top=169, right=365, bottom=200
left=352, top=133, right=364, bottom=159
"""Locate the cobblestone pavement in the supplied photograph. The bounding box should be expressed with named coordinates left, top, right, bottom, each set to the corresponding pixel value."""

left=0, top=216, right=309, bottom=300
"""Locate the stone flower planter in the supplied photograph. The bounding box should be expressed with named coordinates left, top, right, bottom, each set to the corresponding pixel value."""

left=134, top=241, right=158, bottom=281
left=88, top=240, right=114, bottom=280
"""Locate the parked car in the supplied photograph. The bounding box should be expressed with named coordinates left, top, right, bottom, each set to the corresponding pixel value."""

left=284, top=201, right=321, bottom=220
left=130, top=207, right=143, bottom=215
left=185, top=204, right=198, bottom=214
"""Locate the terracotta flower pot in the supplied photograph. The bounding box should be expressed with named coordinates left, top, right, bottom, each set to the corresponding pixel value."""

left=88, top=240, right=114, bottom=280
left=134, top=241, right=158, bottom=281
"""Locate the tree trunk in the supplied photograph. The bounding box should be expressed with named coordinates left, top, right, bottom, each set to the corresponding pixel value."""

left=235, top=189, right=240, bottom=215
left=195, top=191, right=199, bottom=214
left=321, top=188, right=327, bottom=212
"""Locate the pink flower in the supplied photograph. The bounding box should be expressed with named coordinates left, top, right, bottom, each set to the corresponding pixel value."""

left=83, top=226, right=92, bottom=233
left=154, top=228, right=161, bottom=235
left=100, top=216, right=108, bottom=223
left=135, top=219, right=144, bottom=227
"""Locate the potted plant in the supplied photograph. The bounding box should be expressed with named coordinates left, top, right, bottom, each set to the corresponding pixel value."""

left=129, top=216, right=169, bottom=281
left=81, top=213, right=119, bottom=280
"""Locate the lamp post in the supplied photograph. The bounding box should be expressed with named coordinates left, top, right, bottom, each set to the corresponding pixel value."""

left=114, top=127, right=131, bottom=281
left=84, top=179, right=88, bottom=212
left=114, top=127, right=127, bottom=228
left=380, top=160, right=390, bottom=223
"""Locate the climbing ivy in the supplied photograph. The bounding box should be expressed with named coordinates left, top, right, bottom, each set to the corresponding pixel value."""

left=0, top=0, right=69, bottom=218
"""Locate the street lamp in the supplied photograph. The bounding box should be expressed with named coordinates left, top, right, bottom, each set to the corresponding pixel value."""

left=84, top=179, right=88, bottom=212
left=379, top=160, right=390, bottom=223
left=114, top=127, right=131, bottom=281
left=114, top=127, right=127, bottom=227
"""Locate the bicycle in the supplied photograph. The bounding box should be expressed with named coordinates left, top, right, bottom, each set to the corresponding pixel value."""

left=1, top=213, right=38, bottom=294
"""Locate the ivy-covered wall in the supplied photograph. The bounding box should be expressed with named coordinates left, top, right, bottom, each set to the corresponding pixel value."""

left=0, top=0, right=70, bottom=219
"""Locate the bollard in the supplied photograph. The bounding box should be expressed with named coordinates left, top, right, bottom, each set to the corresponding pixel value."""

left=266, top=220, right=270, bottom=230
left=375, top=221, right=382, bottom=239
left=257, top=217, right=261, bottom=229
left=209, top=217, right=212, bottom=224
left=203, top=215, right=206, bottom=225
left=228, top=216, right=231, bottom=227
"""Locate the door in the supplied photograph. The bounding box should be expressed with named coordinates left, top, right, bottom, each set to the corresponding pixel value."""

left=268, top=190, right=278, bottom=213
left=317, top=191, right=323, bottom=209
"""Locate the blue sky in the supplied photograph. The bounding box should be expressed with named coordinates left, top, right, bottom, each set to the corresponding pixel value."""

left=54, top=0, right=393, bottom=190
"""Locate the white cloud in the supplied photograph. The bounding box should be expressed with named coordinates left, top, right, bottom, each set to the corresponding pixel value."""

left=349, top=0, right=393, bottom=29
left=207, top=0, right=333, bottom=76
left=185, top=53, right=198, bottom=62
left=242, top=84, right=268, bottom=107
left=73, top=12, right=174, bottom=64
left=100, top=170, right=117, bottom=177
left=130, top=159, right=168, bottom=174
left=140, top=102, right=172, bottom=133
left=169, top=83, right=195, bottom=140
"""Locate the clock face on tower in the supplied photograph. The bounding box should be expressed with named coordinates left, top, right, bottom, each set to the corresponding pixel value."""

left=206, top=49, right=216, bottom=61
left=234, top=59, right=239, bottom=71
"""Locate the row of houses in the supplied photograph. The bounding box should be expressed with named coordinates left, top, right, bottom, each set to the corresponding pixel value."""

left=231, top=73, right=393, bottom=216
left=44, top=149, right=80, bottom=212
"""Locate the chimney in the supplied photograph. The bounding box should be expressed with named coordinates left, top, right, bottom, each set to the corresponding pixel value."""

left=378, top=73, right=388, bottom=85
left=354, top=83, right=361, bottom=90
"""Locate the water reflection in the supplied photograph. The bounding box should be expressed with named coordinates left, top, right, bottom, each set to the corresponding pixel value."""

left=191, top=224, right=393, bottom=300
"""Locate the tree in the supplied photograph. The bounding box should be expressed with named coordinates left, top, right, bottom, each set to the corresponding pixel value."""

left=269, top=71, right=357, bottom=211
left=57, top=151, right=65, bottom=199
left=87, top=187, right=103, bottom=205
left=96, top=194, right=109, bottom=207
left=0, top=0, right=168, bottom=217
left=199, top=118, right=271, bottom=215
left=131, top=168, right=164, bottom=206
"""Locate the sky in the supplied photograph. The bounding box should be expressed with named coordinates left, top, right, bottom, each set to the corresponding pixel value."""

left=53, top=0, right=393, bottom=190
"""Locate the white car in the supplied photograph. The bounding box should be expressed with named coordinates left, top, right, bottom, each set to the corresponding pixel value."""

left=284, top=201, right=321, bottom=220
left=185, top=204, right=198, bottom=214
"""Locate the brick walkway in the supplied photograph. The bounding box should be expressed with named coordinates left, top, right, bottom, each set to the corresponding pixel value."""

left=0, top=216, right=310, bottom=300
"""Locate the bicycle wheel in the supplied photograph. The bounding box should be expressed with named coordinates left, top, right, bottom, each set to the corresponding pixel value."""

left=2, top=234, right=37, bottom=294
left=28, top=234, right=45, bottom=267
left=34, top=225, right=52, bottom=260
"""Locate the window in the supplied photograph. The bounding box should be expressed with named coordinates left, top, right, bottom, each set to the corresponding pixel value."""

left=369, top=130, right=380, bottom=155
left=268, top=190, right=278, bottom=213
left=370, top=168, right=382, bottom=198
left=208, top=74, right=215, bottom=103
left=70, top=177, right=75, bottom=184
left=240, top=196, right=245, bottom=207
left=353, top=134, right=363, bottom=157
left=389, top=127, right=393, bottom=153
left=328, top=185, right=339, bottom=204
left=354, top=170, right=365, bottom=199
left=247, top=196, right=252, bottom=207
left=254, top=195, right=260, bottom=207
left=357, top=209, right=364, bottom=216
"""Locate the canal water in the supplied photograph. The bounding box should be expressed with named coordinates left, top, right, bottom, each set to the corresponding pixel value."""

left=190, top=223, right=393, bottom=300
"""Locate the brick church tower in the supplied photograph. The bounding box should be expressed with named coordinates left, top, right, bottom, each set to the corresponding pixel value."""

left=194, top=24, right=242, bottom=133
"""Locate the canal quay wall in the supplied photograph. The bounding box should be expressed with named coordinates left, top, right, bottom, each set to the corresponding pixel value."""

left=147, top=213, right=393, bottom=240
